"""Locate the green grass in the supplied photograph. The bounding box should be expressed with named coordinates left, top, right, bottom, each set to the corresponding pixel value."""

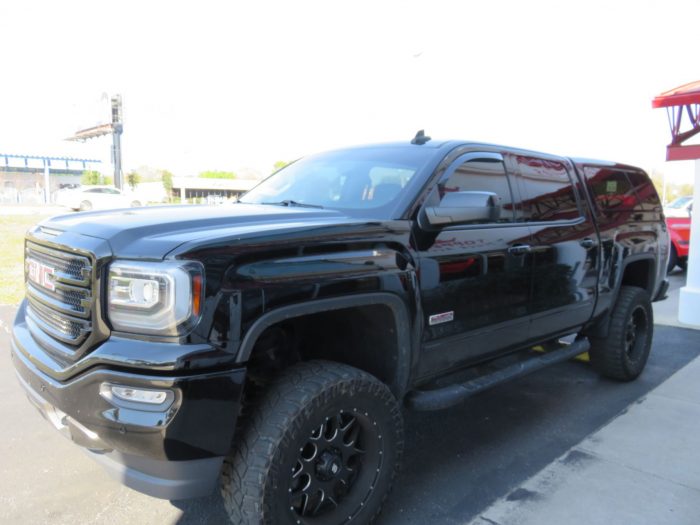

left=0, top=215, right=50, bottom=304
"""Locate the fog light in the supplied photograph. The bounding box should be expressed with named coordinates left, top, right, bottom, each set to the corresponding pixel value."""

left=112, top=386, right=167, bottom=404
left=100, top=383, right=174, bottom=409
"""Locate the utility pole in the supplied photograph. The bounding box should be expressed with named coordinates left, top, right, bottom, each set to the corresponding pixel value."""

left=66, top=94, right=125, bottom=190
left=111, top=95, right=124, bottom=189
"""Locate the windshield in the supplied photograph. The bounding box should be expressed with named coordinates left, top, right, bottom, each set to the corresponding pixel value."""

left=240, top=147, right=434, bottom=217
left=666, top=196, right=692, bottom=209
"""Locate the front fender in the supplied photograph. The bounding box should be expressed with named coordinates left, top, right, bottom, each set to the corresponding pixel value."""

left=235, top=292, right=414, bottom=397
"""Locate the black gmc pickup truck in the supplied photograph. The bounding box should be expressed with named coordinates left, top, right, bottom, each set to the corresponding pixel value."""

left=12, top=132, right=669, bottom=524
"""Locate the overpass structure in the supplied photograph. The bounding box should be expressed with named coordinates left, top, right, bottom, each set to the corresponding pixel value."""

left=0, top=153, right=100, bottom=204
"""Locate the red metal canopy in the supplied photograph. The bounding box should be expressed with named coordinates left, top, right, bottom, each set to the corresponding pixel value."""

left=652, top=81, right=700, bottom=161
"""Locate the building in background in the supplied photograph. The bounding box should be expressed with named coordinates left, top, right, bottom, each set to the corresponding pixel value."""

left=0, top=153, right=100, bottom=204
left=171, top=176, right=258, bottom=203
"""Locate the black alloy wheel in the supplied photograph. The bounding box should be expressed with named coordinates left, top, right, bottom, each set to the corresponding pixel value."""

left=289, top=408, right=383, bottom=519
left=624, top=304, right=649, bottom=362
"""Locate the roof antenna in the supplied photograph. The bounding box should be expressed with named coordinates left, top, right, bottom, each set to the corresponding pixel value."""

left=411, top=129, right=431, bottom=145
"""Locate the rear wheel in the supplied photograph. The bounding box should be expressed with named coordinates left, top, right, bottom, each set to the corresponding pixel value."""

left=130, top=200, right=142, bottom=207
left=589, top=286, right=653, bottom=381
left=220, top=361, right=403, bottom=525
left=79, top=200, right=92, bottom=211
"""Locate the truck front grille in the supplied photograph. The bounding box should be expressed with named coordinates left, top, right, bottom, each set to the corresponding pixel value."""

left=26, top=300, right=91, bottom=345
left=25, top=241, right=94, bottom=349
left=25, top=242, right=91, bottom=285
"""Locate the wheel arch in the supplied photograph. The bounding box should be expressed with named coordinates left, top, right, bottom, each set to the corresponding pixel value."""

left=236, top=293, right=413, bottom=398
left=618, top=254, right=657, bottom=295
left=585, top=254, right=656, bottom=339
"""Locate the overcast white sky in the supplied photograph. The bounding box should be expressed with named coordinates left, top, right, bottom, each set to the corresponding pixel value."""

left=0, top=0, right=698, bottom=182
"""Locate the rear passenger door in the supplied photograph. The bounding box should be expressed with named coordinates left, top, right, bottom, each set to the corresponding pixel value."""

left=508, top=154, right=598, bottom=340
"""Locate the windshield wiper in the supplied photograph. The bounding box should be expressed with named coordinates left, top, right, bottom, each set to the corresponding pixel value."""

left=261, top=200, right=324, bottom=209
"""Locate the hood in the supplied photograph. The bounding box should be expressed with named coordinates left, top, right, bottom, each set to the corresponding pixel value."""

left=40, top=203, right=368, bottom=259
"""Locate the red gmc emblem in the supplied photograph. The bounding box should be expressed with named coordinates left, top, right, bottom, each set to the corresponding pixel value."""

left=27, top=258, right=56, bottom=291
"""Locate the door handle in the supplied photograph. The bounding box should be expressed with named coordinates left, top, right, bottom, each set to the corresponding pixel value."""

left=508, top=244, right=531, bottom=256
left=580, top=238, right=596, bottom=249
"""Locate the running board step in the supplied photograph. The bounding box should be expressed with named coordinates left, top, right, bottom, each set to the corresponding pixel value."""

left=406, top=338, right=590, bottom=411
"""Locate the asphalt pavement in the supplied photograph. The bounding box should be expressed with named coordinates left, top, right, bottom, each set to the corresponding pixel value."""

left=1, top=271, right=698, bottom=524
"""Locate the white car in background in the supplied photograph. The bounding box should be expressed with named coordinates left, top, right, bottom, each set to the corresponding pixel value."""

left=55, top=186, right=143, bottom=211
left=664, top=195, right=693, bottom=218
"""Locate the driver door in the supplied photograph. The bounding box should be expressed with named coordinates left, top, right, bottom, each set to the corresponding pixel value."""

left=414, top=151, right=533, bottom=380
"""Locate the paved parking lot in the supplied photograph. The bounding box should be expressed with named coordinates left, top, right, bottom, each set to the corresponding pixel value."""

left=1, top=273, right=698, bottom=524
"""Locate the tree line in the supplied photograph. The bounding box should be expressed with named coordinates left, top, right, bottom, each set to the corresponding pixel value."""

left=81, top=161, right=291, bottom=200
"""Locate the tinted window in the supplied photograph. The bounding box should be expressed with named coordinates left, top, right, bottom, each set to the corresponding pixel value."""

left=584, top=167, right=637, bottom=210
left=514, top=156, right=581, bottom=222
left=439, top=158, right=515, bottom=223
left=625, top=169, right=661, bottom=210
left=583, top=167, right=660, bottom=212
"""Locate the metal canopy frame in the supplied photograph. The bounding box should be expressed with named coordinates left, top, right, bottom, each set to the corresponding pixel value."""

left=652, top=81, right=700, bottom=161
left=653, top=80, right=700, bottom=327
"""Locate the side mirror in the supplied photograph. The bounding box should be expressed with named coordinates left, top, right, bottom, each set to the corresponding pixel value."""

left=424, top=191, right=501, bottom=226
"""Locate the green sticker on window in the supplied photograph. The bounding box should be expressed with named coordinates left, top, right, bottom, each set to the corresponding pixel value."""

left=606, top=180, right=617, bottom=193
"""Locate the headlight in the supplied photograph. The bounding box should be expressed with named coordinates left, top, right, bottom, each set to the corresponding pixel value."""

left=108, top=260, right=204, bottom=336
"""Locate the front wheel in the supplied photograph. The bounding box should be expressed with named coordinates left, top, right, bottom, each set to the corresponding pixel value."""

left=220, top=361, right=404, bottom=525
left=589, top=286, right=653, bottom=381
left=79, top=200, right=93, bottom=211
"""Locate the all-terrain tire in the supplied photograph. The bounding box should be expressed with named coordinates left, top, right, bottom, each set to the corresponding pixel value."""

left=589, top=286, right=653, bottom=381
left=220, top=360, right=404, bottom=525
